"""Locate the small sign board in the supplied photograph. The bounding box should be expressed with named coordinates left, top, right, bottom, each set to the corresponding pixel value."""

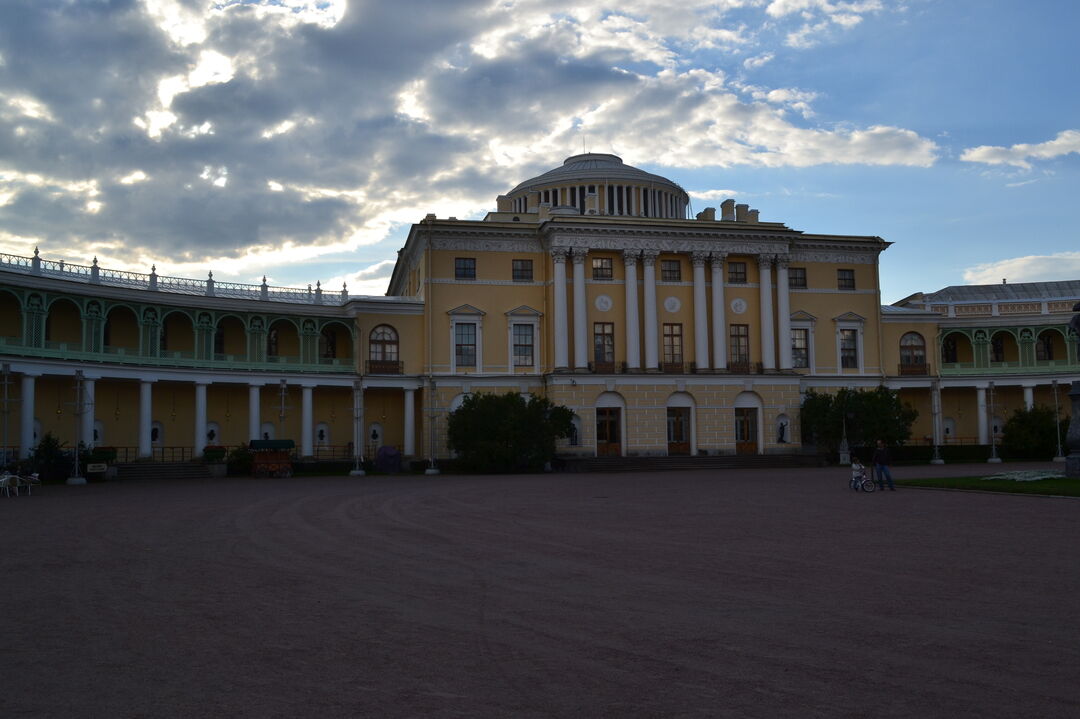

left=86, top=463, right=108, bottom=473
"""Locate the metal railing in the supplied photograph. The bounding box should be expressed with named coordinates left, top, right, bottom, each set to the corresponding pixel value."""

left=897, top=363, right=931, bottom=376
left=366, top=360, right=404, bottom=375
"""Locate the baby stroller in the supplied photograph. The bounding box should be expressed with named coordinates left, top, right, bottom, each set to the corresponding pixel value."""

left=849, top=460, right=876, bottom=493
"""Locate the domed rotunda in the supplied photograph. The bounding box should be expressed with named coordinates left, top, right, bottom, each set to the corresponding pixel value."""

left=498, top=153, right=690, bottom=219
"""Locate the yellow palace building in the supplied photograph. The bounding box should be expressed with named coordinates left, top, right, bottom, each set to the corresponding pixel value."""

left=1, top=154, right=1077, bottom=466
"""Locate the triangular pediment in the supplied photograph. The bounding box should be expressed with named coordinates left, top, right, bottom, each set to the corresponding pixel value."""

left=447, top=304, right=485, bottom=316
left=790, top=310, right=817, bottom=322
left=833, top=311, right=866, bottom=323
left=505, top=305, right=543, bottom=317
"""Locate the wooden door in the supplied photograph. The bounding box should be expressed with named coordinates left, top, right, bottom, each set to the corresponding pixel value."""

left=735, top=408, right=758, bottom=455
left=667, top=407, right=690, bottom=455
left=596, top=408, right=621, bottom=457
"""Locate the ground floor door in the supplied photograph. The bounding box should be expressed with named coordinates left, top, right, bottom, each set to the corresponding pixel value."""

left=735, top=408, right=758, bottom=455
left=667, top=407, right=691, bottom=456
left=596, top=408, right=621, bottom=457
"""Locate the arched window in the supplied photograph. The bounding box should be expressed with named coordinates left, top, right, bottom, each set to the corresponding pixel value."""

left=900, top=332, right=926, bottom=366
left=369, top=325, right=398, bottom=361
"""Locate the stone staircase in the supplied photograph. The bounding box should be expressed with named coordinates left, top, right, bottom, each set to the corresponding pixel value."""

left=562, top=453, right=823, bottom=473
left=113, top=461, right=213, bottom=482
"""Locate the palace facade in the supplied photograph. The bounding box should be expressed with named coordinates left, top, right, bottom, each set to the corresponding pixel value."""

left=1, top=153, right=1077, bottom=465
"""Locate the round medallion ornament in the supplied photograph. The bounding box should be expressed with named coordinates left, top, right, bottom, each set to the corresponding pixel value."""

left=595, top=294, right=613, bottom=312
left=663, top=296, right=681, bottom=313
left=730, top=298, right=747, bottom=315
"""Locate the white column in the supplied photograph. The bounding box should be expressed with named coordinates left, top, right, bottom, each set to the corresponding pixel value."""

left=552, top=249, right=569, bottom=370
left=775, top=257, right=792, bottom=370
left=301, top=385, right=314, bottom=457
left=623, top=252, right=640, bottom=370
left=81, top=378, right=96, bottom=449
left=572, top=248, right=588, bottom=370
left=758, top=255, right=775, bottom=370
left=642, top=250, right=659, bottom=371
left=404, top=388, right=416, bottom=456
left=976, top=386, right=988, bottom=444
left=248, top=383, right=262, bottom=441
left=711, top=254, right=727, bottom=370
left=692, top=252, right=709, bottom=371
left=931, top=382, right=944, bottom=446
left=193, top=382, right=207, bottom=457
left=138, top=380, right=153, bottom=458
left=1023, top=385, right=1034, bottom=410
left=19, top=374, right=36, bottom=459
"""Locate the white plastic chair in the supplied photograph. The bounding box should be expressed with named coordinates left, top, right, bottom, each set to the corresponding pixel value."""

left=0, top=473, right=17, bottom=497
left=18, top=472, right=40, bottom=496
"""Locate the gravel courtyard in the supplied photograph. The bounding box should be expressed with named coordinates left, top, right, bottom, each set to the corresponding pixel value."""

left=3, top=465, right=1078, bottom=718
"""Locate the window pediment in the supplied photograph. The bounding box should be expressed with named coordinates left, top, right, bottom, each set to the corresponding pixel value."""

left=448, top=304, right=486, bottom=316
left=505, top=305, right=543, bottom=317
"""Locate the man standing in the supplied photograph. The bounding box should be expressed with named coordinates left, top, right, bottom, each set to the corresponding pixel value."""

left=873, top=439, right=896, bottom=491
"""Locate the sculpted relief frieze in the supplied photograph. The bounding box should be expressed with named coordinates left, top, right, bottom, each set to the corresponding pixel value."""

left=431, top=237, right=542, bottom=253
left=548, top=233, right=790, bottom=256
left=789, top=250, right=877, bottom=265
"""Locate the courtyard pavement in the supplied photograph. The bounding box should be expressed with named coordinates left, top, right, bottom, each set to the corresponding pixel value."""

left=3, top=463, right=1078, bottom=718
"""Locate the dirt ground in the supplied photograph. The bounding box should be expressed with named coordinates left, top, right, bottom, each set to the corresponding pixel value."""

left=3, top=463, right=1078, bottom=718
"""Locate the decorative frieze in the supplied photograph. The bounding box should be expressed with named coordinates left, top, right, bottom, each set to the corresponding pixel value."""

left=1000, top=302, right=1041, bottom=315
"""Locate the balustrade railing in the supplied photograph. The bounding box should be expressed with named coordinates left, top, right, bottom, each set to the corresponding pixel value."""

left=0, top=249, right=350, bottom=305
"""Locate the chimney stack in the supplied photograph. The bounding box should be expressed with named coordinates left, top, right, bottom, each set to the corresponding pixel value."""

left=747, top=209, right=759, bottom=223
left=735, top=203, right=749, bottom=222
left=720, top=199, right=736, bottom=221
left=696, top=207, right=716, bottom=221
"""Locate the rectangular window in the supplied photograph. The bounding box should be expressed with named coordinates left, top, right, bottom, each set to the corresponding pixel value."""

left=660, top=259, right=681, bottom=282
left=840, top=329, right=858, bottom=368
left=728, top=261, right=747, bottom=284
left=512, top=324, right=534, bottom=366
left=512, top=259, right=533, bottom=282
left=837, top=269, right=855, bottom=290
left=788, top=267, right=807, bottom=289
left=593, top=322, right=614, bottom=363
left=455, top=257, right=476, bottom=280
left=791, top=328, right=809, bottom=368
left=663, top=323, right=683, bottom=364
left=592, top=257, right=613, bottom=280
left=729, top=324, right=749, bottom=364
left=455, top=323, right=476, bottom=367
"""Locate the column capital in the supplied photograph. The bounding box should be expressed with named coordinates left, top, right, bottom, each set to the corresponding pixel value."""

left=570, top=247, right=589, bottom=263
left=774, top=254, right=790, bottom=270
left=551, top=247, right=569, bottom=263
left=622, top=250, right=639, bottom=267
left=710, top=252, right=727, bottom=265
left=757, top=254, right=774, bottom=269
left=691, top=251, right=709, bottom=268
left=641, top=249, right=660, bottom=266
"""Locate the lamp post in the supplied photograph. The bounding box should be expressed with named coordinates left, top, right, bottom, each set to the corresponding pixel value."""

left=1, top=363, right=11, bottom=470
left=66, top=370, right=86, bottom=484
left=1053, top=379, right=1066, bottom=462
left=987, top=380, right=1002, bottom=463
left=425, top=377, right=440, bottom=475
left=930, top=380, right=944, bottom=465
left=349, top=380, right=364, bottom=476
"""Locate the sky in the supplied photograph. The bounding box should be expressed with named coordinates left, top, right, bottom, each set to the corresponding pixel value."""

left=1, top=0, right=1078, bottom=303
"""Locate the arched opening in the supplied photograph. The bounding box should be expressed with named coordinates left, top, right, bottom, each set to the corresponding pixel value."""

left=368, top=324, right=399, bottom=373
left=266, top=319, right=300, bottom=362
left=205, top=421, right=221, bottom=446
left=943, top=417, right=956, bottom=443
left=260, top=422, right=276, bottom=441
left=568, top=414, right=582, bottom=447
left=315, top=422, right=330, bottom=447
left=319, top=321, right=353, bottom=363
left=214, top=316, right=247, bottom=360
left=941, top=332, right=973, bottom=365
left=595, top=391, right=625, bottom=457
left=733, top=391, right=764, bottom=455
left=93, top=419, right=105, bottom=447
left=1036, top=329, right=1066, bottom=363
left=160, top=311, right=195, bottom=357
left=776, top=412, right=792, bottom=445
left=666, top=392, right=695, bottom=456
left=45, top=298, right=81, bottom=348
left=151, top=421, right=164, bottom=447
left=103, top=305, right=139, bottom=355
left=990, top=331, right=1018, bottom=364
left=0, top=291, right=21, bottom=343
left=899, top=332, right=927, bottom=374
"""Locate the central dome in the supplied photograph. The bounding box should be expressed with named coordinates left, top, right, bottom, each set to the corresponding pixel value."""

left=504, top=154, right=689, bottom=219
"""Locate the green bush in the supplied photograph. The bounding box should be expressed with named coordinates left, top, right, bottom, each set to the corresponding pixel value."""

left=202, top=445, right=227, bottom=462
left=226, top=446, right=253, bottom=476
left=1002, top=406, right=1069, bottom=460
left=801, top=386, right=918, bottom=453
left=447, top=392, right=573, bottom=473
left=31, top=432, right=73, bottom=483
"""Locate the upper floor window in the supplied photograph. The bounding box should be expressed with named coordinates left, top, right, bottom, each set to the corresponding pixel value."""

left=593, top=322, right=614, bottom=363
left=791, top=328, right=809, bottom=368
left=729, top=324, right=749, bottom=364
left=837, top=269, right=856, bottom=291
left=900, top=332, right=926, bottom=366
left=728, top=262, right=747, bottom=284
left=369, top=325, right=399, bottom=361
left=991, top=335, right=1005, bottom=363
left=661, top=259, right=681, bottom=282
left=512, top=323, right=534, bottom=366
left=320, top=328, right=338, bottom=359
left=663, top=323, right=683, bottom=364
left=788, top=267, right=807, bottom=289
left=455, top=257, right=476, bottom=280
left=512, top=259, right=533, bottom=282
left=942, top=336, right=958, bottom=364
left=1036, top=332, right=1055, bottom=361
left=266, top=328, right=278, bottom=357
left=592, top=257, right=613, bottom=280
left=455, top=323, right=476, bottom=367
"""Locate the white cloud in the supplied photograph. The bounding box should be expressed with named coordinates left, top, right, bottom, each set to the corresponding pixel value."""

left=960, top=130, right=1080, bottom=170
left=962, top=252, right=1080, bottom=285
left=743, top=53, right=774, bottom=69
left=689, top=189, right=741, bottom=201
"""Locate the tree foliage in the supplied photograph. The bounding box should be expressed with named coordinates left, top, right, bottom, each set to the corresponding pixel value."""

left=447, top=392, right=574, bottom=473
left=1001, top=405, right=1069, bottom=460
left=31, top=432, right=73, bottom=482
left=800, top=387, right=918, bottom=453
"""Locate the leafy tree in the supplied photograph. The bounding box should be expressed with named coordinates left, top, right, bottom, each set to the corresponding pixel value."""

left=1001, top=405, right=1067, bottom=460
left=800, top=386, right=918, bottom=454
left=31, top=432, right=73, bottom=482
left=447, top=392, right=573, bottom=473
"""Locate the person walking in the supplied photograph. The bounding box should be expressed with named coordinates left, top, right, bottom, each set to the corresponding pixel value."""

left=872, top=439, right=895, bottom=491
